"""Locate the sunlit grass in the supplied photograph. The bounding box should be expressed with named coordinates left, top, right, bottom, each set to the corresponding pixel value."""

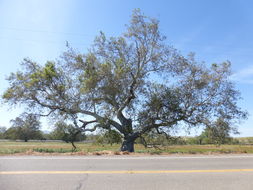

left=0, top=141, right=253, bottom=155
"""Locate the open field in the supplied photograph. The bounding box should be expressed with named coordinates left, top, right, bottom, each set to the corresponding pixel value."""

left=1, top=141, right=253, bottom=155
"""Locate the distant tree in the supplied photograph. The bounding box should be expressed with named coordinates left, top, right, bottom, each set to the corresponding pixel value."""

left=0, top=126, right=6, bottom=139
left=197, top=129, right=209, bottom=145
left=96, top=129, right=122, bottom=145
left=104, top=130, right=122, bottom=145
left=50, top=121, right=86, bottom=150
left=2, top=9, right=247, bottom=152
left=4, top=127, right=19, bottom=140
left=8, top=113, right=42, bottom=142
left=39, top=131, right=50, bottom=141
left=204, top=118, right=238, bottom=145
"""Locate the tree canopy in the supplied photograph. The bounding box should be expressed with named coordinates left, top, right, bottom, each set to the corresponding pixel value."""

left=6, top=113, right=42, bottom=142
left=2, top=10, right=247, bottom=151
left=50, top=121, right=86, bottom=150
left=198, top=118, right=239, bottom=145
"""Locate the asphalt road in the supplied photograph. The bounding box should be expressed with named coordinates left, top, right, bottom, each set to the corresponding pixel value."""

left=1, top=155, right=253, bottom=190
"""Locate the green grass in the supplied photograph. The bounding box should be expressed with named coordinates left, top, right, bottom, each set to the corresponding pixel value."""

left=0, top=141, right=253, bottom=155
left=0, top=141, right=121, bottom=155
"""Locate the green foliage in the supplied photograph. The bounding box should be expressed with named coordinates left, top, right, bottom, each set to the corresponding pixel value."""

left=196, top=118, right=237, bottom=145
left=33, top=148, right=76, bottom=153
left=235, top=137, right=253, bottom=145
left=50, top=122, right=86, bottom=142
left=103, top=130, right=122, bottom=145
left=0, top=126, right=7, bottom=139
left=93, top=130, right=122, bottom=145
left=136, top=130, right=186, bottom=147
left=4, top=127, right=20, bottom=140
left=6, top=113, right=42, bottom=142
left=29, top=61, right=58, bottom=83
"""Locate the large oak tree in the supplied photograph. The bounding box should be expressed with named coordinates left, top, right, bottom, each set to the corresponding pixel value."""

left=2, top=10, right=247, bottom=152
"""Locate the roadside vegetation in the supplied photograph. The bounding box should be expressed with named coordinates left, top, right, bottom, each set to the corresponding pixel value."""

left=1, top=141, right=253, bottom=155
left=1, top=123, right=253, bottom=155
left=0, top=135, right=253, bottom=155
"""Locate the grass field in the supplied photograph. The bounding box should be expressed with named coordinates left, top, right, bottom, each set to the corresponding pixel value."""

left=1, top=141, right=253, bottom=155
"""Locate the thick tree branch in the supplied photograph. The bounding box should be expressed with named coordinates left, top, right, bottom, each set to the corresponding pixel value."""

left=32, top=95, right=125, bottom=134
left=79, top=119, right=97, bottom=127
left=118, top=72, right=137, bottom=114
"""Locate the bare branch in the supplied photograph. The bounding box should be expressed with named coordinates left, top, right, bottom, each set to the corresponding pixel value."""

left=38, top=109, right=55, bottom=117
left=79, top=119, right=97, bottom=129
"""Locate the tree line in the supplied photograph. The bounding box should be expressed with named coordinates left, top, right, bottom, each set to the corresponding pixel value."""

left=0, top=119, right=246, bottom=147
left=0, top=115, right=122, bottom=147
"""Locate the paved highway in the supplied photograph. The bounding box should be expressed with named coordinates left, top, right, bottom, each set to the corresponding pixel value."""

left=1, top=155, right=253, bottom=190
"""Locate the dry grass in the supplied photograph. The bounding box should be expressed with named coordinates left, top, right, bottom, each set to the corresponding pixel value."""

left=0, top=141, right=253, bottom=155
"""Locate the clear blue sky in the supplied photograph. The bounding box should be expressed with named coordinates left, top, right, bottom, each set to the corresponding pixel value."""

left=0, top=0, right=253, bottom=136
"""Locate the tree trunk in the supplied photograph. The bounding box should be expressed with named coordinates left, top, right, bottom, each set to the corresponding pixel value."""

left=121, top=135, right=136, bottom=152
left=121, top=139, right=134, bottom=152
left=71, top=141, right=77, bottom=152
